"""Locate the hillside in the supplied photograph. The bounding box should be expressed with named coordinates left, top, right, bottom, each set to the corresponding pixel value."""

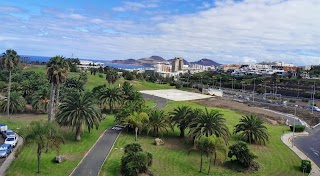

left=190, top=58, right=221, bottom=66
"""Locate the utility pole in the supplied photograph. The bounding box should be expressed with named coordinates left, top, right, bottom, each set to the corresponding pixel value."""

left=253, top=78, right=256, bottom=102
left=312, top=81, right=316, bottom=114
left=292, top=105, right=298, bottom=147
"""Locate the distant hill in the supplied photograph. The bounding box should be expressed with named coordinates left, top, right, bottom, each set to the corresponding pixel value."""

left=190, top=58, right=221, bottom=66
left=111, top=56, right=221, bottom=67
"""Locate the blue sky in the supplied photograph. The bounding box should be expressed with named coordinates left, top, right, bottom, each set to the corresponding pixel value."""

left=0, top=0, right=319, bottom=65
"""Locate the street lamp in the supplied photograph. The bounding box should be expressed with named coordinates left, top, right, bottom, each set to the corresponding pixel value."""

left=311, top=81, right=316, bottom=114
left=292, top=105, right=298, bottom=147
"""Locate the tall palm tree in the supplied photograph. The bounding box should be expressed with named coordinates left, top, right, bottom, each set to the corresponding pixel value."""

left=234, top=114, right=269, bottom=145
left=56, top=91, right=102, bottom=141
left=99, top=87, right=122, bottom=114
left=125, top=111, right=149, bottom=141
left=0, top=91, right=26, bottom=114
left=147, top=110, right=169, bottom=137
left=170, top=106, right=193, bottom=138
left=23, top=121, right=64, bottom=175
left=32, top=86, right=50, bottom=113
left=189, top=108, right=230, bottom=143
left=46, top=56, right=69, bottom=121
left=0, top=49, right=20, bottom=120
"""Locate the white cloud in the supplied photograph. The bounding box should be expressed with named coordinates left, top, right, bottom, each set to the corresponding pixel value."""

left=113, top=1, right=158, bottom=12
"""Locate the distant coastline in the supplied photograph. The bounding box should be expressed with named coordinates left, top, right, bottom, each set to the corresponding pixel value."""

left=24, top=55, right=153, bottom=69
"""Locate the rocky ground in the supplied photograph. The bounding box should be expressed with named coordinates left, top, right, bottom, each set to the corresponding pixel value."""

left=196, top=97, right=320, bottom=126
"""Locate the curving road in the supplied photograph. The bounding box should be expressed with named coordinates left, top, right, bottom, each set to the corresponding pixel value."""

left=294, top=126, right=320, bottom=168
left=142, top=93, right=170, bottom=109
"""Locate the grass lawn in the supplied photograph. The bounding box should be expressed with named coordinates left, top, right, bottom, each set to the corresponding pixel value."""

left=100, top=101, right=301, bottom=176
left=5, top=115, right=116, bottom=176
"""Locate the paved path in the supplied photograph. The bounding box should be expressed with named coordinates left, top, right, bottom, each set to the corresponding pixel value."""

left=70, top=128, right=121, bottom=176
left=0, top=134, right=24, bottom=175
left=282, top=132, right=320, bottom=176
left=142, top=93, right=170, bottom=109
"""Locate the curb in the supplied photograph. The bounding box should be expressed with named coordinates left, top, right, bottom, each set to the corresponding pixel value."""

left=69, top=127, right=110, bottom=176
left=97, top=130, right=122, bottom=175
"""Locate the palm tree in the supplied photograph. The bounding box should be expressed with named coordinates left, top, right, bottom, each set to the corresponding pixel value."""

left=170, top=106, right=192, bottom=138
left=234, top=115, right=269, bottom=145
left=122, top=81, right=134, bottom=99
left=23, top=121, right=64, bottom=175
left=189, top=108, right=230, bottom=143
left=207, top=137, right=227, bottom=175
left=99, top=87, right=122, bottom=113
left=0, top=49, right=20, bottom=120
left=0, top=91, right=26, bottom=114
left=125, top=111, right=149, bottom=141
left=32, top=86, right=50, bottom=113
left=147, top=110, right=169, bottom=137
left=56, top=91, right=102, bottom=141
left=46, top=56, right=69, bottom=121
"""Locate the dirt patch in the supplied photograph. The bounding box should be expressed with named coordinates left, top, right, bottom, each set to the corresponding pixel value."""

left=0, top=113, right=46, bottom=122
left=164, top=137, right=192, bottom=150
left=195, top=97, right=286, bottom=125
left=64, top=154, right=80, bottom=161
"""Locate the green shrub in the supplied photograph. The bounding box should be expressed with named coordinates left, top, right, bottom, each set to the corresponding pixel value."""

left=289, top=125, right=305, bottom=132
left=169, top=82, right=176, bottom=86
left=175, top=83, right=182, bottom=89
left=301, top=160, right=311, bottom=173
left=98, top=74, right=103, bottom=78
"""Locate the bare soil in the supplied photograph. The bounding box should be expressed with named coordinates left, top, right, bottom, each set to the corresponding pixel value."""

left=195, top=97, right=320, bottom=126
left=0, top=113, right=46, bottom=122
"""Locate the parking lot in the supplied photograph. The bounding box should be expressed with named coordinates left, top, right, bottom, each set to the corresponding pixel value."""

left=140, top=89, right=212, bottom=101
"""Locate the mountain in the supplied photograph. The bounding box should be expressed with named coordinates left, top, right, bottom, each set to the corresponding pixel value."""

left=111, top=56, right=165, bottom=66
left=190, top=58, right=221, bottom=66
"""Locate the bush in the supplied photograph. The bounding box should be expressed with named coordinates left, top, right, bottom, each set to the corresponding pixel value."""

left=169, top=82, right=176, bottom=86
left=98, top=74, right=103, bottom=78
left=175, top=83, right=182, bottom=89
left=289, top=125, right=305, bottom=132
left=301, top=160, right=311, bottom=173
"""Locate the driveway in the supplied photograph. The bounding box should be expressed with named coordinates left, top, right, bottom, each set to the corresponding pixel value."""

left=142, top=93, right=169, bottom=109
left=70, top=128, right=122, bottom=176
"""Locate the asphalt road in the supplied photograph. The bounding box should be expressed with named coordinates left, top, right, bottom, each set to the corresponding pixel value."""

left=295, top=126, right=320, bottom=168
left=142, top=93, right=170, bottom=109
left=70, top=128, right=122, bottom=176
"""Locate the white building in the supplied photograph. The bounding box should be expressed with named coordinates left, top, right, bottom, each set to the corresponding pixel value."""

left=77, top=60, right=104, bottom=70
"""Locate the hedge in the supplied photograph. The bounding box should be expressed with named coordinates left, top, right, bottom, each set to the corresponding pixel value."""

left=289, top=125, right=305, bottom=132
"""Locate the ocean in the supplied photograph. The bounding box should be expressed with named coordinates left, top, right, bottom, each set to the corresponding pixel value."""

left=24, top=55, right=153, bottom=69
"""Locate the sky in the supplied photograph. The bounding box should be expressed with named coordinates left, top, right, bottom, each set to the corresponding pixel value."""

left=0, top=0, right=319, bottom=65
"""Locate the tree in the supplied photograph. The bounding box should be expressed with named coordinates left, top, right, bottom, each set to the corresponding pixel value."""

left=23, top=121, right=64, bottom=174
left=32, top=86, right=50, bottom=113
left=121, top=143, right=153, bottom=176
left=0, top=91, right=26, bottom=114
left=106, top=69, right=118, bottom=84
left=189, top=108, right=230, bottom=143
left=56, top=91, right=102, bottom=141
left=0, top=49, right=20, bottom=120
left=195, top=135, right=215, bottom=173
left=228, top=141, right=257, bottom=167
left=46, top=56, right=69, bottom=121
left=147, top=110, right=169, bottom=137
left=122, top=81, right=134, bottom=100
left=234, top=115, right=269, bottom=145
left=125, top=111, right=149, bottom=141
left=99, top=87, right=122, bottom=113
left=170, top=106, right=193, bottom=138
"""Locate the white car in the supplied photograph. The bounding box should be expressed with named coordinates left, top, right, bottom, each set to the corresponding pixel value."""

left=5, top=136, right=18, bottom=148
left=312, top=106, right=320, bottom=112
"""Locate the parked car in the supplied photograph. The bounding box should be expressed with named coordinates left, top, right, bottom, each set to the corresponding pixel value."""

left=0, top=124, right=7, bottom=134
left=2, top=130, right=16, bottom=139
left=312, top=106, right=320, bottom=112
left=5, top=136, right=18, bottom=148
left=0, top=144, right=13, bottom=158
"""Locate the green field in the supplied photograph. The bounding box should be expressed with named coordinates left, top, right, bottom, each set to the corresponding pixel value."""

left=5, top=115, right=115, bottom=176
left=24, top=66, right=174, bottom=91
left=100, top=101, right=301, bottom=176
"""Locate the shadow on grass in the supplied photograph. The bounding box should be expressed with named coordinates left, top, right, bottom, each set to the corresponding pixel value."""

left=223, top=160, right=247, bottom=173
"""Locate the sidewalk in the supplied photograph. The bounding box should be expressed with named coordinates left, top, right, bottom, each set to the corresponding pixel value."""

left=281, top=132, right=320, bottom=176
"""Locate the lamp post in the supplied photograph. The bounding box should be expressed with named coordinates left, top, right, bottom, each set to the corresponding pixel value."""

left=253, top=78, right=256, bottom=102
left=312, top=81, right=316, bottom=114
left=292, top=105, right=298, bottom=147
